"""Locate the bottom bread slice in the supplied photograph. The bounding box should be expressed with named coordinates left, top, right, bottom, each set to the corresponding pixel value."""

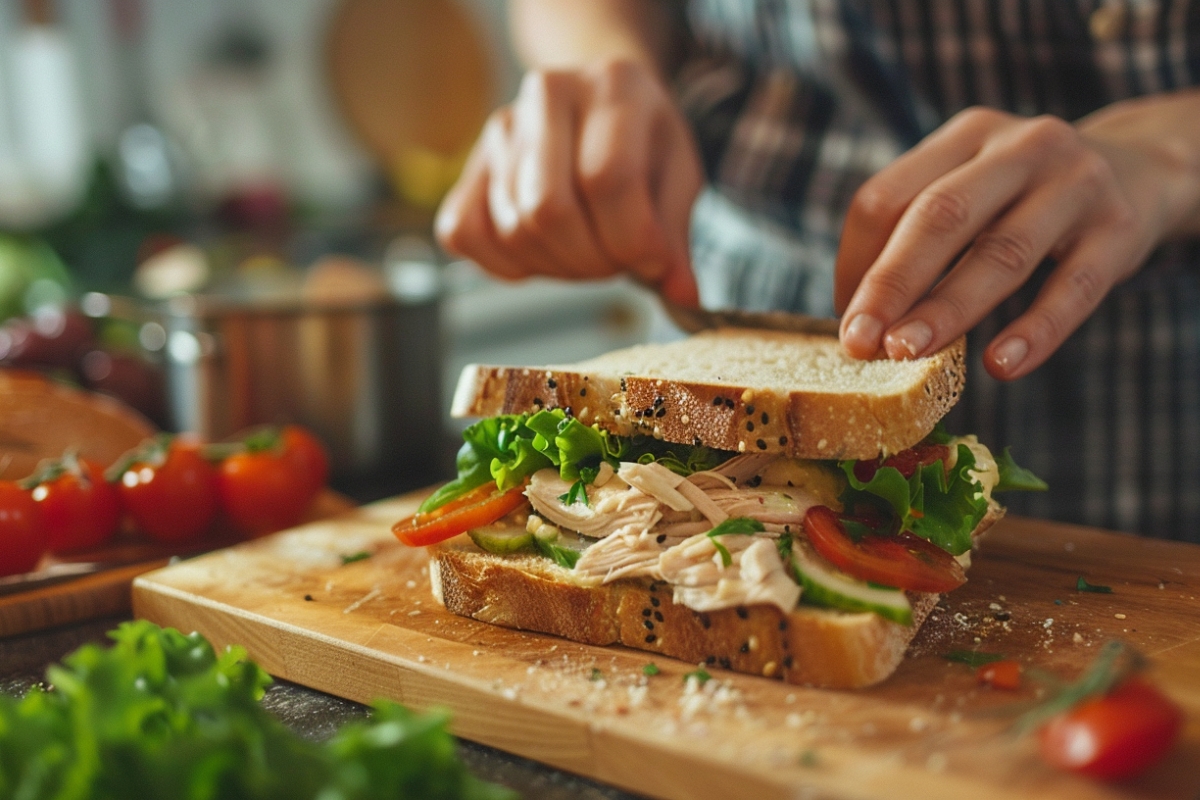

left=429, top=536, right=939, bottom=689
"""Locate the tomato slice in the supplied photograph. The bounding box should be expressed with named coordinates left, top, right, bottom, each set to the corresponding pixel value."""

left=802, top=505, right=967, bottom=593
left=977, top=660, right=1022, bottom=690
left=1039, top=678, right=1183, bottom=781
left=393, top=484, right=528, bottom=547
left=854, top=442, right=951, bottom=483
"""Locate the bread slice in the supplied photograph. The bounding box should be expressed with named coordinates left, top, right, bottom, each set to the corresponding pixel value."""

left=452, top=328, right=966, bottom=460
left=430, top=535, right=939, bottom=689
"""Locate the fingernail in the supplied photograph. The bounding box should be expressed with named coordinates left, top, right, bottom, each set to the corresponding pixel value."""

left=843, top=314, right=884, bottom=352
left=885, top=320, right=933, bottom=359
left=992, top=336, right=1029, bottom=373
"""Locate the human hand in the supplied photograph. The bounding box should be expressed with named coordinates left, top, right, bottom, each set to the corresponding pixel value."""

left=835, top=97, right=1200, bottom=379
left=435, top=60, right=704, bottom=306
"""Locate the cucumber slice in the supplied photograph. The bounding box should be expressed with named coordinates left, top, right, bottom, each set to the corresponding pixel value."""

left=790, top=540, right=913, bottom=625
left=469, top=526, right=534, bottom=554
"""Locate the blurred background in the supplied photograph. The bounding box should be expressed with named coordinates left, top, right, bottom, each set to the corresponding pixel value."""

left=0, top=0, right=667, bottom=501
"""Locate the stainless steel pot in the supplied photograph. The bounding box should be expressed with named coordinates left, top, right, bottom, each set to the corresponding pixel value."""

left=157, top=289, right=442, bottom=480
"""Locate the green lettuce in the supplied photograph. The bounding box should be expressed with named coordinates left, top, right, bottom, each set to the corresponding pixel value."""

left=995, top=446, right=1049, bottom=492
left=839, top=443, right=988, bottom=556
left=0, top=620, right=514, bottom=800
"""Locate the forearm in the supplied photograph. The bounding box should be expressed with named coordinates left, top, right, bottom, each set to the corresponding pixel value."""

left=1077, top=88, right=1200, bottom=239
left=509, top=0, right=686, bottom=77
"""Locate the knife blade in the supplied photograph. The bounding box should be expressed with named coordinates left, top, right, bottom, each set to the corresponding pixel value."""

left=663, top=300, right=841, bottom=336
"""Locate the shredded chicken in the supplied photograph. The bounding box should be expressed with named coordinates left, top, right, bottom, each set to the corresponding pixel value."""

left=659, top=534, right=800, bottom=613
left=689, top=453, right=779, bottom=489
left=617, top=462, right=693, bottom=511
left=574, top=528, right=688, bottom=584
left=525, top=468, right=660, bottom=539
left=705, top=487, right=822, bottom=526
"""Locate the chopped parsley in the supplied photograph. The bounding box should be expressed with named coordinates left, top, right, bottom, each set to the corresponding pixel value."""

left=1076, top=576, right=1113, bottom=594
left=340, top=551, right=371, bottom=565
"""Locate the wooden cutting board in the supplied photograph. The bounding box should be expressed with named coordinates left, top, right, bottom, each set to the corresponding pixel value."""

left=132, top=491, right=1200, bottom=800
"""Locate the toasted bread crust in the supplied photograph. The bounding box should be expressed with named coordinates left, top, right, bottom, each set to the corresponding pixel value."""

left=430, top=537, right=940, bottom=689
left=452, top=332, right=966, bottom=460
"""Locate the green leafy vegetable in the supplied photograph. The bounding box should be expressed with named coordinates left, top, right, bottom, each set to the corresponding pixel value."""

left=839, top=444, right=987, bottom=556
left=995, top=447, right=1049, bottom=492
left=589, top=668, right=604, bottom=682
left=642, top=663, right=660, bottom=677
left=0, top=620, right=514, bottom=800
left=340, top=551, right=371, bottom=565
left=1076, top=576, right=1113, bottom=594
left=557, top=479, right=589, bottom=507
left=943, top=649, right=1008, bottom=668
left=704, top=517, right=765, bottom=567
left=682, top=668, right=712, bottom=686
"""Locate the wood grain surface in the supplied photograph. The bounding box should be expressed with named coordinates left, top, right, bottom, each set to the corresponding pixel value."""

left=0, top=491, right=355, bottom=637
left=132, top=492, right=1200, bottom=800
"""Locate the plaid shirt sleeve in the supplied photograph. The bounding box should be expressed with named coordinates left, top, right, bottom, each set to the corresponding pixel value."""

left=676, top=0, right=1200, bottom=540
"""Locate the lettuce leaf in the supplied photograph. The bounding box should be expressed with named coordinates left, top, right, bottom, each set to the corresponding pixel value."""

left=424, top=409, right=733, bottom=513
left=0, top=621, right=515, bottom=800
left=839, top=443, right=987, bottom=556
left=995, top=446, right=1049, bottom=492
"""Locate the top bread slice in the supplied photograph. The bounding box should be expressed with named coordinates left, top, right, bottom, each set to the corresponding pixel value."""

left=452, top=328, right=966, bottom=460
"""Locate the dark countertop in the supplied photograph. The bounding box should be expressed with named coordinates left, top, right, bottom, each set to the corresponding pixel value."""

left=0, top=614, right=645, bottom=800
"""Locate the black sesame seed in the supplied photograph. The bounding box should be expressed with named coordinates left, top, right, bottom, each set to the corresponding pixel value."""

left=656, top=533, right=666, bottom=544
left=655, top=406, right=667, bottom=418
left=620, top=378, right=627, bottom=391
left=756, top=439, right=767, bottom=450
left=783, top=524, right=791, bottom=533
left=761, top=412, right=769, bottom=424
left=563, top=406, right=573, bottom=417
left=706, top=655, right=716, bottom=665
left=739, top=642, right=749, bottom=654
left=736, top=606, right=748, bottom=620
left=746, top=404, right=755, bottom=415
left=724, top=398, right=735, bottom=409
left=699, top=613, right=711, bottom=629
left=645, top=634, right=656, bottom=643
left=779, top=619, right=788, bottom=631
left=719, top=657, right=732, bottom=669
left=547, top=378, right=557, bottom=389
left=643, top=608, right=652, bottom=617
left=654, top=611, right=664, bottom=622
left=712, top=396, right=723, bottom=407
left=580, top=388, right=587, bottom=397
left=643, top=619, right=654, bottom=631
left=650, top=596, right=660, bottom=607
left=783, top=656, right=794, bottom=668
left=693, top=436, right=702, bottom=446
left=746, top=421, right=755, bottom=432
left=746, top=475, right=762, bottom=488
left=779, top=436, right=788, bottom=445
left=533, top=397, right=544, bottom=407
left=304, top=594, right=314, bottom=602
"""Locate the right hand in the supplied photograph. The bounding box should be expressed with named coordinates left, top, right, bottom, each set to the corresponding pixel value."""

left=435, top=60, right=704, bottom=306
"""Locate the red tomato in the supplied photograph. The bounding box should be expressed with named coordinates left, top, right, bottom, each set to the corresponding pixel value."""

left=393, top=484, right=529, bottom=547
left=281, top=425, right=329, bottom=497
left=854, top=442, right=951, bottom=483
left=1039, top=678, right=1183, bottom=781
left=977, top=660, right=1022, bottom=690
left=27, top=456, right=122, bottom=552
left=802, top=505, right=967, bottom=593
left=0, top=481, right=44, bottom=576
left=115, top=437, right=218, bottom=543
left=218, top=449, right=311, bottom=538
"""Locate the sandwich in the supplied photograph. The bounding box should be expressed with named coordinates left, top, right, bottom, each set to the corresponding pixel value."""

left=392, top=328, right=1044, bottom=688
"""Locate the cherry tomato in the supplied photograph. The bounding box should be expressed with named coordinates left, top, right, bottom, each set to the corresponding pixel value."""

left=114, top=436, right=218, bottom=543
left=802, top=505, right=967, bottom=593
left=1039, top=678, right=1183, bottom=781
left=977, top=660, right=1022, bottom=690
left=854, top=442, right=951, bottom=483
left=218, top=449, right=311, bottom=538
left=281, top=425, right=329, bottom=497
left=0, top=481, right=44, bottom=576
left=393, top=484, right=529, bottom=547
left=26, top=455, right=122, bottom=552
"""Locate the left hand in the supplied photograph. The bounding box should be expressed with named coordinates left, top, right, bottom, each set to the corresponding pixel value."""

left=835, top=93, right=1200, bottom=380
